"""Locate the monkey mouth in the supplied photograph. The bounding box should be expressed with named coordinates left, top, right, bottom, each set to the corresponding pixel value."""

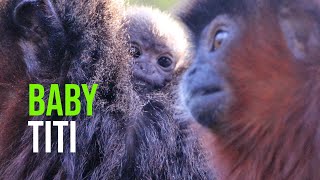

left=132, top=73, right=165, bottom=89
left=131, top=76, right=164, bottom=93
left=133, top=77, right=148, bottom=86
left=184, top=83, right=229, bottom=128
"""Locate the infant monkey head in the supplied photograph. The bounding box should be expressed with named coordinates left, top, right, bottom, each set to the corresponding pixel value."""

left=124, top=6, right=190, bottom=91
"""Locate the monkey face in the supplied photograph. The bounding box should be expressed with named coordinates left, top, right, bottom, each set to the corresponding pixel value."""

left=129, top=41, right=177, bottom=90
left=181, top=15, right=240, bottom=128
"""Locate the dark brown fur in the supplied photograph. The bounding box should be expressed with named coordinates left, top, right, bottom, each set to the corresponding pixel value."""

left=0, top=0, right=212, bottom=179
left=0, top=0, right=29, bottom=164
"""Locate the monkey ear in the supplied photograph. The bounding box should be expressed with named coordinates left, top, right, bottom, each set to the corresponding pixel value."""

left=279, top=5, right=320, bottom=60
left=13, top=0, right=62, bottom=40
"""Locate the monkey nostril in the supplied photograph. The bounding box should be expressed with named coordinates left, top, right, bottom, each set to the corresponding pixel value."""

left=188, top=68, right=197, bottom=76
left=190, top=84, right=223, bottom=98
left=137, top=63, right=146, bottom=71
left=139, top=65, right=144, bottom=70
left=200, top=86, right=222, bottom=96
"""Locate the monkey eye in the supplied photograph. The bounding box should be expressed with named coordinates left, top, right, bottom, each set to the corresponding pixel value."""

left=129, top=45, right=141, bottom=58
left=158, top=56, right=173, bottom=68
left=212, top=30, right=229, bottom=51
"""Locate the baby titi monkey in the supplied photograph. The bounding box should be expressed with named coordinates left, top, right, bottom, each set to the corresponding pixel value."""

left=124, top=6, right=190, bottom=92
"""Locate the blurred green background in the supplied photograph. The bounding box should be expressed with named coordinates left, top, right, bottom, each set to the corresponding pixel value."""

left=128, top=0, right=179, bottom=11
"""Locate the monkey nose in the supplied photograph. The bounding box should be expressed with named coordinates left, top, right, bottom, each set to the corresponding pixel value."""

left=135, top=62, right=155, bottom=75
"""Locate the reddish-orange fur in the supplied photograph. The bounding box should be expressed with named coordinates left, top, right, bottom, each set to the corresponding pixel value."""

left=210, top=11, right=320, bottom=180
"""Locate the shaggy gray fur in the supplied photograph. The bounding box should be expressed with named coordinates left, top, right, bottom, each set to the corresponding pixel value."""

left=0, top=0, right=213, bottom=179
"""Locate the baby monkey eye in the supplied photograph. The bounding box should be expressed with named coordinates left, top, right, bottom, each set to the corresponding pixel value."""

left=212, top=30, right=229, bottom=51
left=129, top=45, right=141, bottom=58
left=158, top=56, right=173, bottom=68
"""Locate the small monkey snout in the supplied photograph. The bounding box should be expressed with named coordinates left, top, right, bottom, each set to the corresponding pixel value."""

left=135, top=62, right=155, bottom=75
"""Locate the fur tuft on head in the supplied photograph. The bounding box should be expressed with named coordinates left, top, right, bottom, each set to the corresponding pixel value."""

left=124, top=6, right=192, bottom=70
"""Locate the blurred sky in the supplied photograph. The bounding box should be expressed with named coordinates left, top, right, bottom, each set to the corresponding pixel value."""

left=128, top=0, right=179, bottom=11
